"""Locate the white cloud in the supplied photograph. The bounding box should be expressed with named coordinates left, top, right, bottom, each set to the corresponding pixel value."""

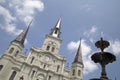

left=107, top=39, right=120, bottom=55
left=0, top=6, right=21, bottom=35
left=15, top=0, right=44, bottom=23
left=84, top=25, right=97, bottom=37
left=0, top=6, right=16, bottom=23
left=25, top=39, right=28, bottom=45
left=0, top=0, right=44, bottom=36
left=67, top=39, right=98, bottom=74
left=80, top=4, right=92, bottom=12
left=67, top=40, right=91, bottom=56
left=67, top=41, right=79, bottom=51
left=90, top=26, right=97, bottom=33
left=0, top=0, right=5, bottom=3
left=84, top=59, right=98, bottom=74
left=0, top=24, right=22, bottom=36
left=83, top=25, right=98, bottom=43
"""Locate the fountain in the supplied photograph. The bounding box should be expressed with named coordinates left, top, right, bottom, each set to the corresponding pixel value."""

left=90, top=38, right=116, bottom=80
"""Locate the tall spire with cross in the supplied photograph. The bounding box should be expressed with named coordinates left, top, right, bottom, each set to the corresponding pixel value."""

left=50, top=18, right=61, bottom=38
left=73, top=39, right=83, bottom=65
left=12, top=21, right=32, bottom=47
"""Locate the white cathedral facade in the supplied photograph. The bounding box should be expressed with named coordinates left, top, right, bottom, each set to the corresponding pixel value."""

left=0, top=18, right=84, bottom=80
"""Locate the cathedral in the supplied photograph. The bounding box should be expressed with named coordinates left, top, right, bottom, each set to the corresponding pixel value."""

left=0, top=18, right=84, bottom=80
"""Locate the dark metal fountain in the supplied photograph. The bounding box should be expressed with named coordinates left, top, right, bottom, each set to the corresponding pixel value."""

left=90, top=38, right=116, bottom=80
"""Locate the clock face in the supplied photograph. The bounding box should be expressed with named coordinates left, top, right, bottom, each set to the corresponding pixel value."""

left=45, top=55, right=50, bottom=61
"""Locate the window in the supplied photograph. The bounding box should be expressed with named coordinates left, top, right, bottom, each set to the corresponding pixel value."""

left=19, top=76, right=24, bottom=80
left=55, top=28, right=58, bottom=34
left=9, top=48, right=14, bottom=54
left=0, top=65, right=3, bottom=71
left=14, top=51, right=19, bottom=57
left=9, top=71, right=17, bottom=80
left=53, top=60, right=55, bottom=63
left=31, top=70, right=35, bottom=78
left=48, top=76, right=51, bottom=80
left=51, top=47, right=55, bottom=52
left=72, top=69, right=75, bottom=76
left=56, top=65, right=60, bottom=72
left=30, top=57, right=34, bottom=64
left=43, top=64, right=46, bottom=69
left=46, top=46, right=50, bottom=50
left=78, top=70, right=81, bottom=76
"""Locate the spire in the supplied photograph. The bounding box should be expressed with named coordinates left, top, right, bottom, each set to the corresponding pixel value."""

left=50, top=18, right=61, bottom=38
left=55, top=18, right=61, bottom=28
left=73, top=39, right=83, bottom=65
left=12, top=20, right=32, bottom=47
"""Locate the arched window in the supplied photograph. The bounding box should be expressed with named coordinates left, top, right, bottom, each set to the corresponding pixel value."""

left=9, top=71, right=17, bottom=80
left=56, top=65, right=60, bottom=72
left=31, top=70, right=35, bottom=78
left=55, top=29, right=58, bottom=34
left=55, top=28, right=59, bottom=34
left=19, top=76, right=24, bottom=80
left=48, top=75, right=51, bottom=80
left=46, top=46, right=50, bottom=51
left=51, top=47, right=55, bottom=52
left=9, top=48, right=14, bottom=54
left=30, top=57, right=34, bottom=64
left=78, top=70, right=81, bottom=76
left=0, top=65, right=3, bottom=71
left=14, top=51, right=19, bottom=57
left=43, top=64, right=46, bottom=69
left=72, top=69, right=75, bottom=76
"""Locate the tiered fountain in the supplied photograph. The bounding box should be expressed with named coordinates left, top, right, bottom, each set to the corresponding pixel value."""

left=90, top=38, right=116, bottom=80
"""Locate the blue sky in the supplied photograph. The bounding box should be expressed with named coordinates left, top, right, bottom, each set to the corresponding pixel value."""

left=0, top=0, right=120, bottom=80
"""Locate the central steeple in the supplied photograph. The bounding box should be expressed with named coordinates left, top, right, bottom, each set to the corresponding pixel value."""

left=42, top=18, right=62, bottom=54
left=50, top=18, right=61, bottom=38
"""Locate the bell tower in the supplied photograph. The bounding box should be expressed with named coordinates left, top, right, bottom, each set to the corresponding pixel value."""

left=42, top=18, right=62, bottom=54
left=71, top=39, right=84, bottom=80
left=4, top=21, right=31, bottom=57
